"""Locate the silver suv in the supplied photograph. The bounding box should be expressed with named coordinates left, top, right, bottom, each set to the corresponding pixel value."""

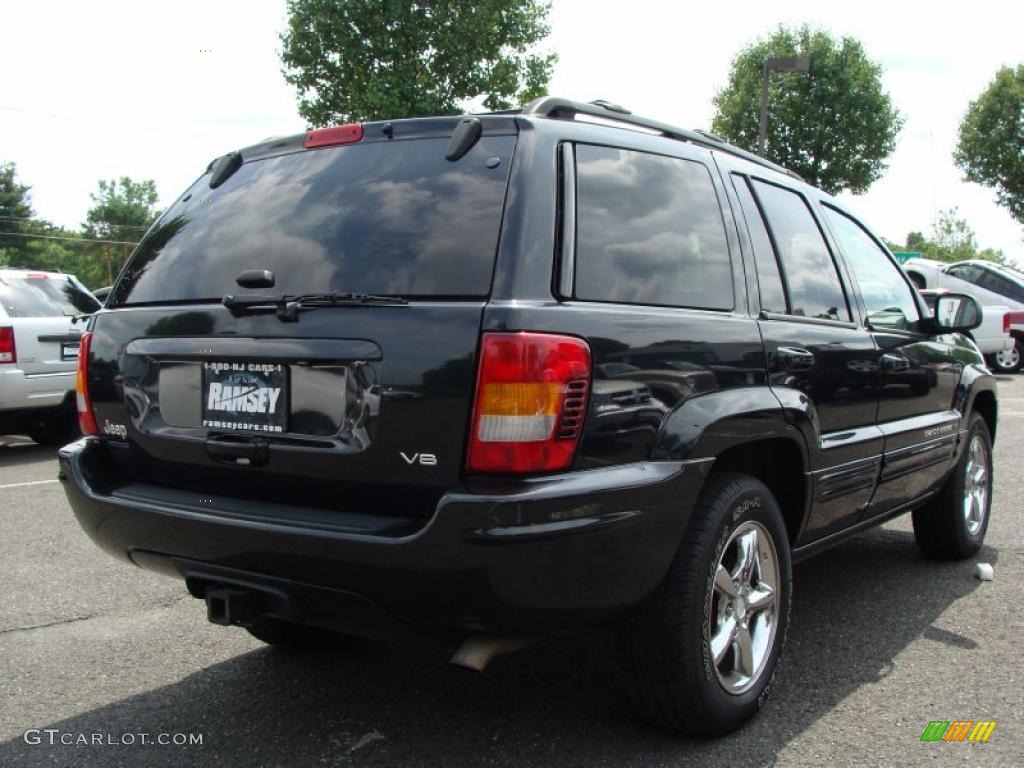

left=0, top=269, right=100, bottom=444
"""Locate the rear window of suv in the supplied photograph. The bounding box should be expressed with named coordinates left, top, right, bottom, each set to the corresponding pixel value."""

left=109, top=134, right=516, bottom=305
left=0, top=275, right=100, bottom=317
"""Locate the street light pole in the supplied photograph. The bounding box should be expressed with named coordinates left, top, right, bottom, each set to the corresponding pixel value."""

left=758, top=56, right=810, bottom=157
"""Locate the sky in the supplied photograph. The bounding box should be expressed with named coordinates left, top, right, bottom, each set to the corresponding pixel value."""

left=2, top=0, right=1022, bottom=264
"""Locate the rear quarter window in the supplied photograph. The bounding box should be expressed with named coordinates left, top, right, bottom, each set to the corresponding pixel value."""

left=572, top=145, right=734, bottom=310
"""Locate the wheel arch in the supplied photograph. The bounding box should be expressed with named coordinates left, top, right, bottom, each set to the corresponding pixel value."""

left=655, top=387, right=811, bottom=547
left=710, top=438, right=808, bottom=546
left=971, top=388, right=997, bottom=442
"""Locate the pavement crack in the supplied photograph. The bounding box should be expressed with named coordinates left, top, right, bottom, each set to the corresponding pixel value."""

left=0, top=614, right=95, bottom=635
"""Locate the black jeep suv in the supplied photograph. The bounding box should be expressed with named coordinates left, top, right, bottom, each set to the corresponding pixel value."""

left=60, top=97, right=997, bottom=736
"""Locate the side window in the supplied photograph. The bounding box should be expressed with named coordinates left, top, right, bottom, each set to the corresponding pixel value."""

left=976, top=269, right=1024, bottom=303
left=750, top=180, right=850, bottom=322
left=822, top=206, right=920, bottom=332
left=573, top=145, right=734, bottom=310
left=947, top=264, right=982, bottom=285
left=731, top=175, right=786, bottom=314
left=974, top=269, right=1004, bottom=295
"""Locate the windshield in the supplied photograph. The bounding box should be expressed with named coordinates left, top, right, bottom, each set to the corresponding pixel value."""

left=109, top=134, right=516, bottom=306
left=0, top=275, right=100, bottom=317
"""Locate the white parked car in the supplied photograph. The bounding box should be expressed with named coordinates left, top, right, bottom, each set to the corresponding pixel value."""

left=918, top=288, right=1018, bottom=372
left=0, top=269, right=101, bottom=444
left=904, top=258, right=1024, bottom=373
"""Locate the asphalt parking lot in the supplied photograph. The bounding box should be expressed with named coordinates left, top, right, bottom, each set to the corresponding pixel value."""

left=1, top=379, right=1022, bottom=767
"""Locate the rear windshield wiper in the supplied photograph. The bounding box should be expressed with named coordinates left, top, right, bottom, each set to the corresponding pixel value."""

left=222, top=291, right=409, bottom=321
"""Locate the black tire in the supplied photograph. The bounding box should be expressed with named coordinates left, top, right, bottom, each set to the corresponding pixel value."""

left=617, top=472, right=792, bottom=736
left=245, top=617, right=355, bottom=650
left=912, top=413, right=993, bottom=559
left=988, top=340, right=1022, bottom=374
left=28, top=410, right=79, bottom=446
left=907, top=272, right=926, bottom=290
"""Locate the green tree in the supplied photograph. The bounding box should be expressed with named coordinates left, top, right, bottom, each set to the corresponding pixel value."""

left=280, top=0, right=556, bottom=126
left=712, top=25, right=904, bottom=194
left=0, top=162, right=35, bottom=266
left=954, top=64, right=1024, bottom=226
left=894, top=208, right=1008, bottom=265
left=83, top=177, right=159, bottom=284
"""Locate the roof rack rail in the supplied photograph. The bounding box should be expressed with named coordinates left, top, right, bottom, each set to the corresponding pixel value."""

left=521, top=97, right=803, bottom=182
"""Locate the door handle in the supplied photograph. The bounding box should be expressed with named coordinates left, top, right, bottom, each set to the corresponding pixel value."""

left=880, top=353, right=910, bottom=373
left=775, top=346, right=815, bottom=372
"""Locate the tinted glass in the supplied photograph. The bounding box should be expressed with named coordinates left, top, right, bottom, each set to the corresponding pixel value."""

left=732, top=175, right=786, bottom=313
left=110, top=135, right=516, bottom=305
left=823, top=207, right=920, bottom=332
left=947, top=264, right=982, bottom=284
left=977, top=269, right=1024, bottom=303
left=0, top=275, right=100, bottom=317
left=574, top=145, right=733, bottom=309
left=751, top=180, right=849, bottom=321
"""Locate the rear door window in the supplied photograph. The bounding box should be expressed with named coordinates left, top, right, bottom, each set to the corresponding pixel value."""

left=946, top=264, right=983, bottom=285
left=572, top=145, right=734, bottom=310
left=110, top=134, right=516, bottom=305
left=977, top=269, right=1024, bottom=303
left=731, top=175, right=786, bottom=314
left=750, top=180, right=850, bottom=322
left=0, top=275, right=100, bottom=317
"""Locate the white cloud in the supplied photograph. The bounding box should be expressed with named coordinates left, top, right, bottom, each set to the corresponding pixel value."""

left=2, top=0, right=1021, bottom=262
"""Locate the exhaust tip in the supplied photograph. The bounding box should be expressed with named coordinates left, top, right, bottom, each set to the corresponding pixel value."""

left=450, top=635, right=532, bottom=672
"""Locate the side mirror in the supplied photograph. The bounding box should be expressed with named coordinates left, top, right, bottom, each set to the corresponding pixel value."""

left=931, top=293, right=982, bottom=333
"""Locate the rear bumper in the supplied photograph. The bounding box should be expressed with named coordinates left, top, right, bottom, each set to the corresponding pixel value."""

left=0, top=368, right=75, bottom=412
left=58, top=437, right=710, bottom=639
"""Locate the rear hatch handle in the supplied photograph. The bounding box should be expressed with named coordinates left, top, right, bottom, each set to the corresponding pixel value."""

left=205, top=435, right=270, bottom=466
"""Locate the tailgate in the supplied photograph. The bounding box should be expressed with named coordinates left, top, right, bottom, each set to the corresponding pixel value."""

left=88, top=120, right=517, bottom=515
left=88, top=302, right=485, bottom=501
left=0, top=273, right=96, bottom=374
left=11, top=316, right=81, bottom=375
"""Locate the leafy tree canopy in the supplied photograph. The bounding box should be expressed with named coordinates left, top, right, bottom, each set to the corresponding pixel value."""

left=954, top=64, right=1024, bottom=226
left=280, top=0, right=556, bottom=126
left=83, top=177, right=160, bottom=284
left=712, top=25, right=903, bottom=194
left=0, top=162, right=35, bottom=266
left=892, top=208, right=1009, bottom=265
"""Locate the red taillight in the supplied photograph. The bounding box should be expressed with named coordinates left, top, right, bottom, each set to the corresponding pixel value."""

left=75, top=332, right=99, bottom=436
left=467, top=332, right=591, bottom=474
left=304, top=123, right=364, bottom=149
left=0, top=327, right=15, bottom=364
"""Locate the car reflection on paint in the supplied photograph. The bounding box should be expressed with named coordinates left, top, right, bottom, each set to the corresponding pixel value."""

left=597, top=360, right=717, bottom=408
left=587, top=377, right=669, bottom=439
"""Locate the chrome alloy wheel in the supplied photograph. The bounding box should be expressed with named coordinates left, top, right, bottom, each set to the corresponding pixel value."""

left=709, top=521, right=780, bottom=695
left=994, top=345, right=1020, bottom=371
left=963, top=434, right=989, bottom=536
